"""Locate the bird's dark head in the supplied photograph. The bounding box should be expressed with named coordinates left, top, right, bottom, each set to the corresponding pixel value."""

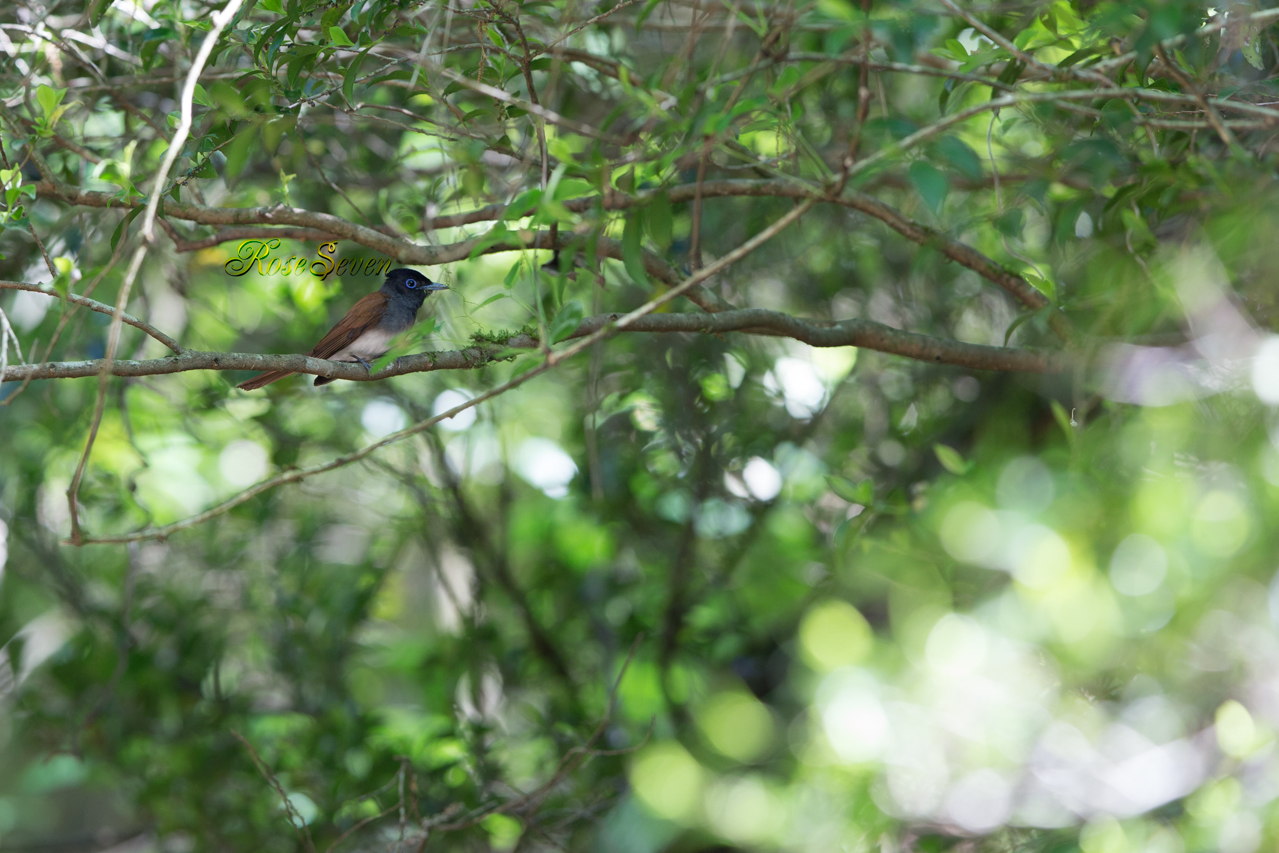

left=382, top=268, right=447, bottom=300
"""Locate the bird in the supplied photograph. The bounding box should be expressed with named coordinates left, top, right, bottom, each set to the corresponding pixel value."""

left=237, top=267, right=447, bottom=391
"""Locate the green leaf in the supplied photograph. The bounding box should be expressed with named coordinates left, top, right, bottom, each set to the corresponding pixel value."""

left=36, top=85, right=66, bottom=119
left=343, top=44, right=377, bottom=103
left=1023, top=272, right=1055, bottom=300
left=933, top=444, right=971, bottom=475
left=933, top=136, right=983, bottom=181
left=211, top=82, right=250, bottom=119
left=473, top=293, right=508, bottom=312
left=770, top=66, right=801, bottom=96
left=622, top=212, right=649, bottom=287
left=1003, top=306, right=1050, bottom=345
left=635, top=0, right=666, bottom=29
left=34, top=85, right=72, bottom=136
left=329, top=26, right=355, bottom=47
left=826, top=475, right=872, bottom=505
left=908, top=161, right=949, bottom=215
left=549, top=300, right=584, bottom=344
left=259, top=0, right=284, bottom=12
left=467, top=222, right=512, bottom=260
left=941, top=38, right=969, bottom=60
left=503, top=189, right=541, bottom=220
left=996, top=59, right=1025, bottom=87
left=87, top=0, right=111, bottom=26
left=645, top=192, right=672, bottom=250
left=223, top=126, right=259, bottom=181
left=503, top=260, right=524, bottom=289
left=1058, top=46, right=1098, bottom=68
left=994, top=208, right=1023, bottom=238
left=1242, top=37, right=1264, bottom=70
left=110, top=206, right=144, bottom=252
left=552, top=179, right=594, bottom=202
left=509, top=352, right=546, bottom=380
left=192, top=83, right=214, bottom=107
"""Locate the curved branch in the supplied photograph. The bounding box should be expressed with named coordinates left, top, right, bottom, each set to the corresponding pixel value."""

left=158, top=222, right=344, bottom=254
left=0, top=281, right=183, bottom=354
left=1, top=308, right=1067, bottom=385
left=36, top=176, right=1055, bottom=324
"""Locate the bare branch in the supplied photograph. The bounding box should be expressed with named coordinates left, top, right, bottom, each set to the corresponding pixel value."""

left=0, top=281, right=183, bottom=354
left=159, top=223, right=344, bottom=253
left=231, top=731, right=318, bottom=853
left=35, top=177, right=1054, bottom=320
left=1154, top=44, right=1238, bottom=149
left=0, top=305, right=1066, bottom=386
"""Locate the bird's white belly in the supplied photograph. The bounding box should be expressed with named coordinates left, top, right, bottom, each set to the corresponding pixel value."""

left=332, top=327, right=398, bottom=361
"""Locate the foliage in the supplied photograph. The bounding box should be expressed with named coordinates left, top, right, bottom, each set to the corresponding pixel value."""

left=3, top=0, right=1279, bottom=851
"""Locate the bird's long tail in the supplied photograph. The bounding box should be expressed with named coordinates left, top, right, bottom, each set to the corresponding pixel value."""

left=237, top=370, right=294, bottom=391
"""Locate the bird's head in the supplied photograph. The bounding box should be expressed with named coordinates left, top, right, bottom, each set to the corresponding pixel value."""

left=383, top=267, right=448, bottom=298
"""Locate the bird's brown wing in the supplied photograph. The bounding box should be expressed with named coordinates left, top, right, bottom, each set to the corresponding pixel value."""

left=308, top=292, right=388, bottom=358
left=237, top=292, right=388, bottom=391
left=237, top=369, right=292, bottom=391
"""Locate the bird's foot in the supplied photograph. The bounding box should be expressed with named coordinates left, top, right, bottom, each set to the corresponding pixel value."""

left=355, top=356, right=373, bottom=376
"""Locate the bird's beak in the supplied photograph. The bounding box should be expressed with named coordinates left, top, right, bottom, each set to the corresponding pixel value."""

left=424, top=282, right=449, bottom=291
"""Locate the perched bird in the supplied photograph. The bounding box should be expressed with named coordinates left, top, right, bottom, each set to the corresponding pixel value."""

left=237, top=267, right=447, bottom=390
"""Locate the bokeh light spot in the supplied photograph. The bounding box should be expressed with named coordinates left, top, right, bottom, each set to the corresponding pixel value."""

left=764, top=357, right=828, bottom=418
left=1110, top=534, right=1168, bottom=596
left=696, top=691, right=775, bottom=762
left=1010, top=525, right=1072, bottom=589
left=996, top=456, right=1055, bottom=513
left=218, top=439, right=269, bottom=487
left=361, top=398, right=407, bottom=438
left=925, top=614, right=987, bottom=675
left=799, top=600, right=872, bottom=671
left=705, top=775, right=781, bottom=844
left=1250, top=335, right=1279, bottom=404
left=1215, top=700, right=1259, bottom=759
left=432, top=388, right=477, bottom=431
left=741, top=457, right=782, bottom=501
left=945, top=769, right=1012, bottom=832
left=939, top=502, right=1000, bottom=565
left=630, top=743, right=705, bottom=823
left=1191, top=490, right=1249, bottom=557
left=514, top=437, right=577, bottom=498
left=820, top=670, right=887, bottom=762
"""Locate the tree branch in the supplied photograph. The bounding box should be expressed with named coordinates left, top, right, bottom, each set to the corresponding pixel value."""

left=37, top=177, right=1059, bottom=321
left=0, top=281, right=183, bottom=354
left=2, top=307, right=1067, bottom=386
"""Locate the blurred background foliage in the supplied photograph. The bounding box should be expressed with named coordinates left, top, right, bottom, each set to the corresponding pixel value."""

left=5, top=0, right=1279, bottom=850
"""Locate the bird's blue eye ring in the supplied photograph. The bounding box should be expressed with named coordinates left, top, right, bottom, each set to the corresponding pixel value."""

left=406, top=278, right=417, bottom=289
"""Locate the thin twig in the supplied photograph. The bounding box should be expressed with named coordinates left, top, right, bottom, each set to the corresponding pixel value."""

left=0, top=281, right=182, bottom=354
left=1154, top=44, right=1238, bottom=149
left=231, top=730, right=318, bottom=853
left=540, top=0, right=648, bottom=52
left=64, top=0, right=245, bottom=545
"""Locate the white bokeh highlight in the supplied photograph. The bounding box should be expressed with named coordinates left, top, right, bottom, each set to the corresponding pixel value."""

left=1252, top=336, right=1279, bottom=405
left=361, top=399, right=407, bottom=438
left=433, top=388, right=477, bottom=431
left=742, top=457, right=782, bottom=501
left=218, top=440, right=269, bottom=488
left=764, top=357, right=828, bottom=418
left=515, top=437, right=577, bottom=498
left=1110, top=534, right=1168, bottom=596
